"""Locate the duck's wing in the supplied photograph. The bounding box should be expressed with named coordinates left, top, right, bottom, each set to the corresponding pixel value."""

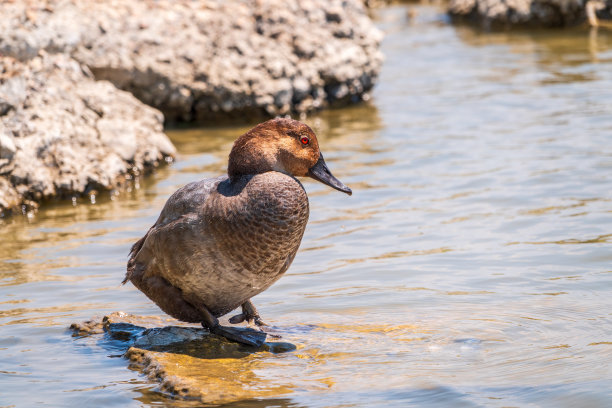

left=124, top=176, right=226, bottom=285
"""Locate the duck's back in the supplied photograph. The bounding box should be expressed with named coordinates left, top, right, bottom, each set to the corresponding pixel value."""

left=126, top=172, right=309, bottom=319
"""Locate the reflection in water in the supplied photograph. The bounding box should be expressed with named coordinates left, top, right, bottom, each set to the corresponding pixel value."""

left=76, top=318, right=302, bottom=405
left=2, top=3, right=612, bottom=407
left=455, top=23, right=612, bottom=63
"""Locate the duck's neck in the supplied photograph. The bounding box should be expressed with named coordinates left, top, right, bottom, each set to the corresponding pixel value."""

left=228, top=133, right=284, bottom=178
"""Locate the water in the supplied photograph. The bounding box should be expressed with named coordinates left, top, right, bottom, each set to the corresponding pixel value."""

left=2, top=4, right=612, bottom=407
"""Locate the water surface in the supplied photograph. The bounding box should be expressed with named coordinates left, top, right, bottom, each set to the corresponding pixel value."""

left=1, top=4, right=612, bottom=407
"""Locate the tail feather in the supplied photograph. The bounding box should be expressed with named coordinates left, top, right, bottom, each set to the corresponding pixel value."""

left=123, top=234, right=148, bottom=285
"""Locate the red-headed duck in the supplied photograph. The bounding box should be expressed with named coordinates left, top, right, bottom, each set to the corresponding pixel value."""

left=123, top=118, right=351, bottom=346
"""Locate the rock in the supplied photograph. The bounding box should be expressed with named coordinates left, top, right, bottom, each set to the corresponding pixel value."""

left=0, top=52, right=175, bottom=215
left=0, top=0, right=383, bottom=122
left=448, top=0, right=612, bottom=28
left=70, top=313, right=296, bottom=404
left=69, top=312, right=171, bottom=337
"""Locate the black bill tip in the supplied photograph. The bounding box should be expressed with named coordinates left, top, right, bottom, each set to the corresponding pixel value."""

left=307, top=154, right=352, bottom=196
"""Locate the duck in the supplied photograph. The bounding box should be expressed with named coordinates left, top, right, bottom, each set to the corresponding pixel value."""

left=123, top=118, right=351, bottom=346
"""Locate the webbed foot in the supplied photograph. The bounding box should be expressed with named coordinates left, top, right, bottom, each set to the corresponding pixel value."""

left=229, top=313, right=268, bottom=327
left=211, top=325, right=267, bottom=347
left=229, top=300, right=268, bottom=327
left=193, top=300, right=267, bottom=347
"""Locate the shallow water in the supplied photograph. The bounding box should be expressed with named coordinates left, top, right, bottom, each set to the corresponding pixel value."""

left=2, top=4, right=612, bottom=407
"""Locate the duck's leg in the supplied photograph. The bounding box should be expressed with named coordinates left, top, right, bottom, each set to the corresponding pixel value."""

left=195, top=302, right=267, bottom=347
left=229, top=300, right=268, bottom=327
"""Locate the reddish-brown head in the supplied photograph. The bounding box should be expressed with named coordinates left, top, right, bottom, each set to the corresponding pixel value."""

left=228, top=118, right=351, bottom=195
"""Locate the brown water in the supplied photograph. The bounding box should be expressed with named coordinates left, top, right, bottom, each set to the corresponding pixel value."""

left=2, top=4, right=612, bottom=407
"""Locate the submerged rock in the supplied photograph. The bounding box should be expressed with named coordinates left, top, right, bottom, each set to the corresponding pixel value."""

left=448, top=0, right=612, bottom=28
left=0, top=53, right=175, bottom=215
left=70, top=313, right=295, bottom=404
left=1, top=0, right=383, bottom=122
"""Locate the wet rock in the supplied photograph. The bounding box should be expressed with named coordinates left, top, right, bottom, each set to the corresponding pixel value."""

left=448, top=0, right=612, bottom=28
left=70, top=313, right=296, bottom=404
left=0, top=0, right=383, bottom=122
left=0, top=53, right=175, bottom=215
left=69, top=312, right=170, bottom=338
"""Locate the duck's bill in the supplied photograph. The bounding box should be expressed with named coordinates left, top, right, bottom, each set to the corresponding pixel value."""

left=308, top=154, right=352, bottom=195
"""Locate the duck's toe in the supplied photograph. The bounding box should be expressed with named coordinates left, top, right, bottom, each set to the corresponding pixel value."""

left=229, top=313, right=247, bottom=324
left=229, top=312, right=268, bottom=328
left=252, top=316, right=268, bottom=327
left=212, top=325, right=267, bottom=347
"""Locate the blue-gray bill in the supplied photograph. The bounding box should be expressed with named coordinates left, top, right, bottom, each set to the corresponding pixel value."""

left=307, top=154, right=352, bottom=195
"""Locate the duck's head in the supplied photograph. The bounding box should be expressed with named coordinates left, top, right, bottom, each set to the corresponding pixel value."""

left=228, top=118, right=352, bottom=195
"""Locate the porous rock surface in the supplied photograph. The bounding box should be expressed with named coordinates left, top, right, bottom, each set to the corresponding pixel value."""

left=70, top=313, right=295, bottom=404
left=448, top=0, right=612, bottom=28
left=0, top=53, right=175, bottom=214
left=1, top=0, right=383, bottom=122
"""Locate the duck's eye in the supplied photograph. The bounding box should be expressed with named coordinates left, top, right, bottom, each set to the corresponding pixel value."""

left=300, top=136, right=310, bottom=145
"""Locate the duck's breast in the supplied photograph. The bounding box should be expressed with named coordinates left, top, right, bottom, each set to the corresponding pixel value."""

left=177, top=172, right=309, bottom=316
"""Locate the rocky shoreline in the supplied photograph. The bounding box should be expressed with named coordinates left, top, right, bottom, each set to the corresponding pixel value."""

left=0, top=0, right=383, bottom=214
left=448, top=0, right=612, bottom=28
left=0, top=52, right=175, bottom=215
left=1, top=0, right=383, bottom=122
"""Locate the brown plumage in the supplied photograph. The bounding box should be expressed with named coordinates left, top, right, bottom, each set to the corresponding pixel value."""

left=123, top=118, right=351, bottom=345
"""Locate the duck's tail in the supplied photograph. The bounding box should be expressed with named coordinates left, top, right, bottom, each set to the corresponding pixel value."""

left=123, top=235, right=148, bottom=285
